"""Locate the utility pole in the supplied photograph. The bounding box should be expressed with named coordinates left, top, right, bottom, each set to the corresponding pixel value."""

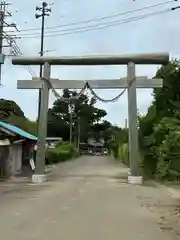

left=0, top=1, right=18, bottom=84
left=0, top=1, right=9, bottom=83
left=77, top=116, right=81, bottom=151
left=35, top=1, right=51, bottom=123
left=0, top=2, right=5, bottom=83
left=63, top=96, right=78, bottom=144
left=69, top=107, right=73, bottom=143
left=68, top=99, right=73, bottom=144
left=125, top=118, right=128, bottom=129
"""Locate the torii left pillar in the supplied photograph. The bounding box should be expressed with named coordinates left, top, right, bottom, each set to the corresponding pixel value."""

left=32, top=62, right=50, bottom=183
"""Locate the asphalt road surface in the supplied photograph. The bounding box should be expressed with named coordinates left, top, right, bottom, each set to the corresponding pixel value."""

left=0, top=156, right=179, bottom=239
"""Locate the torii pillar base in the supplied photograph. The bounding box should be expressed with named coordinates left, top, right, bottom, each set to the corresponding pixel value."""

left=32, top=174, right=47, bottom=183
left=128, top=175, right=143, bottom=185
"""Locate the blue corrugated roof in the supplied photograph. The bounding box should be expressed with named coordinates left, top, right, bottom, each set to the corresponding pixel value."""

left=0, top=121, right=37, bottom=140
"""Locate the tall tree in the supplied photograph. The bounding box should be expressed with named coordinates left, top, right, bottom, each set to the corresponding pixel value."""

left=0, top=99, right=25, bottom=118
left=153, top=60, right=180, bottom=120
left=47, top=89, right=107, bottom=141
left=90, top=120, right=112, bottom=141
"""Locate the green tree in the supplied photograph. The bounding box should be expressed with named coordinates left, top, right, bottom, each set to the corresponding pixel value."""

left=153, top=60, right=180, bottom=120
left=0, top=98, right=37, bottom=135
left=0, top=99, right=25, bottom=118
left=90, top=120, right=112, bottom=141
left=47, top=89, right=107, bottom=141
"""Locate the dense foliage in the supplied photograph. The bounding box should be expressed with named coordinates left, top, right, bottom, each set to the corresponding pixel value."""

left=139, top=60, right=180, bottom=180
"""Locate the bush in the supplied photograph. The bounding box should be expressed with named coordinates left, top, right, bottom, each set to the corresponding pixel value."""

left=118, top=143, right=129, bottom=165
left=46, top=142, right=79, bottom=164
left=140, top=146, right=158, bottom=178
left=114, top=142, right=145, bottom=177
left=156, top=131, right=180, bottom=180
left=139, top=117, right=180, bottom=180
left=109, top=141, right=119, bottom=159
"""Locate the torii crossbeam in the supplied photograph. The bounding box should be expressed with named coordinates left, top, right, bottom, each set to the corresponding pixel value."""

left=17, top=77, right=162, bottom=89
left=12, top=53, right=169, bottom=184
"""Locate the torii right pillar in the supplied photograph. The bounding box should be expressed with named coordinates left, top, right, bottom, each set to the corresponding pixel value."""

left=126, top=60, right=162, bottom=184
left=127, top=61, right=141, bottom=184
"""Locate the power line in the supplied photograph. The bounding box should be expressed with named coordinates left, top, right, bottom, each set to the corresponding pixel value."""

left=12, top=8, right=172, bottom=37
left=9, top=39, right=37, bottom=77
left=7, top=0, right=176, bottom=34
left=13, top=6, right=179, bottom=39
left=2, top=21, right=37, bottom=77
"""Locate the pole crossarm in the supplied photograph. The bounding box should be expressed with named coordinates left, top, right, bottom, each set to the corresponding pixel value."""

left=17, top=77, right=163, bottom=89
left=12, top=52, right=169, bottom=65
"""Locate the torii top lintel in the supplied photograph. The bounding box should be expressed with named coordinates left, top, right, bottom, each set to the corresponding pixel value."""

left=12, top=53, right=169, bottom=66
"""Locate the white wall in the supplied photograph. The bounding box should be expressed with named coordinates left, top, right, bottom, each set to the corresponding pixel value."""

left=10, top=143, right=22, bottom=175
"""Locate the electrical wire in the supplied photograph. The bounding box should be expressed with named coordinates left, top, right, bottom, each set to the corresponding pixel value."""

left=12, top=6, right=179, bottom=39
left=0, top=3, right=37, bottom=79
left=13, top=8, right=171, bottom=37
left=7, top=0, right=176, bottom=34
left=10, top=40, right=37, bottom=77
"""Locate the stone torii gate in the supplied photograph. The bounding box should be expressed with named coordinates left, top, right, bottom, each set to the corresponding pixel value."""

left=12, top=53, right=169, bottom=184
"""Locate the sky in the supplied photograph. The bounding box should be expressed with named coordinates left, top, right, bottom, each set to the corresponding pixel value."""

left=1, top=0, right=180, bottom=127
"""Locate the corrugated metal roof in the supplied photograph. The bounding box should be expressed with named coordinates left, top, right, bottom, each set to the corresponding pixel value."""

left=0, top=121, right=37, bottom=140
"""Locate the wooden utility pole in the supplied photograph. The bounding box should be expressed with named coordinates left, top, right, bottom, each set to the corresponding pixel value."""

left=0, top=2, right=4, bottom=80
left=77, top=116, right=81, bottom=151
left=125, top=118, right=128, bottom=129
left=12, top=53, right=168, bottom=184
left=62, top=96, right=78, bottom=144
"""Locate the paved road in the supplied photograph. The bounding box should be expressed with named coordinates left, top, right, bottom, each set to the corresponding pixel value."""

left=0, top=156, right=179, bottom=239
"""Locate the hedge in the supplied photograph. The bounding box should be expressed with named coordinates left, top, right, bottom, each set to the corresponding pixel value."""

left=112, top=142, right=144, bottom=175
left=118, top=143, right=129, bottom=166
left=46, top=142, right=79, bottom=164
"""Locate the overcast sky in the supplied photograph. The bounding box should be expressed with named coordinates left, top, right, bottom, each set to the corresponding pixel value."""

left=1, top=0, right=180, bottom=127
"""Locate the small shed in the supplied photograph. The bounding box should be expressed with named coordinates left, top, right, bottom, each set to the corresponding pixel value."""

left=0, top=121, right=37, bottom=178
